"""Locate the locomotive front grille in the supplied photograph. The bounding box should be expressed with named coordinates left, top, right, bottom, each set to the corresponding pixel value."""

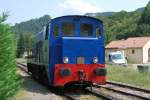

left=77, top=57, right=84, bottom=64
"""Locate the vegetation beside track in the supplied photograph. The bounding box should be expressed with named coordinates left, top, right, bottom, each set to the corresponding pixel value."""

left=107, top=64, right=150, bottom=89
left=0, top=13, right=21, bottom=100
left=16, top=58, right=27, bottom=64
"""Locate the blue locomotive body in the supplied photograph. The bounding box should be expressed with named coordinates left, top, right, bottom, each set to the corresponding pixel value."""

left=27, top=15, right=106, bottom=87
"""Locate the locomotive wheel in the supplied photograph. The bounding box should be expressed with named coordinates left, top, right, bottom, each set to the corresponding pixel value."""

left=31, top=73, right=38, bottom=80
left=43, top=72, right=48, bottom=85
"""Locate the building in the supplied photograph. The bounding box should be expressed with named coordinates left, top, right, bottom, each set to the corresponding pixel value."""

left=105, top=37, right=150, bottom=64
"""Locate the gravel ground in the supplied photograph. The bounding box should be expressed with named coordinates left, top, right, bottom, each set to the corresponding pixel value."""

left=12, top=68, right=64, bottom=100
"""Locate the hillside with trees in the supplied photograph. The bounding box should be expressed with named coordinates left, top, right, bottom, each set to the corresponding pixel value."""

left=95, top=9, right=143, bottom=44
left=14, top=15, right=51, bottom=57
left=95, top=2, right=150, bottom=44
left=13, top=15, right=51, bottom=36
left=97, top=10, right=142, bottom=44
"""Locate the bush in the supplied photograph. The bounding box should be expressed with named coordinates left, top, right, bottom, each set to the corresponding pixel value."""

left=0, top=13, right=20, bottom=100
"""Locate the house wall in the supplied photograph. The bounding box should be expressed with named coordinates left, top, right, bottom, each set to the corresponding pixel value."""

left=126, top=48, right=143, bottom=63
left=143, top=40, right=150, bottom=63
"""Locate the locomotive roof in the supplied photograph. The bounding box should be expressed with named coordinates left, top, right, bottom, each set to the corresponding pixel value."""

left=51, top=15, right=103, bottom=23
left=33, top=15, right=103, bottom=45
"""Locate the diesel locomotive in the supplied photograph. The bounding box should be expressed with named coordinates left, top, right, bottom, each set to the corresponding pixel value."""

left=27, top=15, right=106, bottom=87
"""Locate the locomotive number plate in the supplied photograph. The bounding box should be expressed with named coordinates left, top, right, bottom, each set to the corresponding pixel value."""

left=77, top=57, right=84, bottom=64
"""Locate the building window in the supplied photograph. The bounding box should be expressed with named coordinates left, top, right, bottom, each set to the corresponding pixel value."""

left=132, top=49, right=135, bottom=54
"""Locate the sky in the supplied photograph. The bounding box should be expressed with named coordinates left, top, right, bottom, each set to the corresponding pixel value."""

left=0, top=0, right=149, bottom=25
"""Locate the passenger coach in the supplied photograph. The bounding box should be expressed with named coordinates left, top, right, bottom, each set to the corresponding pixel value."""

left=27, top=15, right=106, bottom=87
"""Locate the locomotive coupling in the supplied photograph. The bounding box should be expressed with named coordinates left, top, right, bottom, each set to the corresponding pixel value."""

left=78, top=70, right=87, bottom=82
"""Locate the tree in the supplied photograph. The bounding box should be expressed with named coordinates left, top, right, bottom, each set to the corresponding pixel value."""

left=96, top=9, right=142, bottom=44
left=16, top=33, right=25, bottom=57
left=0, top=13, right=20, bottom=100
left=23, top=32, right=33, bottom=57
left=137, top=1, right=150, bottom=36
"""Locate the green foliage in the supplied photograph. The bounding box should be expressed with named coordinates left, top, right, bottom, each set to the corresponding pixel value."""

left=0, top=12, right=9, bottom=23
left=96, top=10, right=142, bottom=44
left=16, top=34, right=25, bottom=57
left=16, top=32, right=33, bottom=58
left=0, top=13, right=20, bottom=100
left=137, top=1, right=150, bottom=36
left=23, top=32, right=33, bottom=50
left=13, top=15, right=50, bottom=57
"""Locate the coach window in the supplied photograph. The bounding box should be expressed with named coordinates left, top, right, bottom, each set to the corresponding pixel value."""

left=80, top=23, right=93, bottom=37
left=96, top=27, right=101, bottom=37
left=62, top=22, right=75, bottom=36
left=53, top=25, right=59, bottom=36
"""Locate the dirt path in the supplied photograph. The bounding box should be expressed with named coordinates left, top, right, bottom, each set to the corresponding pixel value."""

left=12, top=68, right=64, bottom=100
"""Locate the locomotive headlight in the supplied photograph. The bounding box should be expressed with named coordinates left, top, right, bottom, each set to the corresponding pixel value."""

left=63, top=57, right=69, bottom=63
left=93, top=57, right=98, bottom=63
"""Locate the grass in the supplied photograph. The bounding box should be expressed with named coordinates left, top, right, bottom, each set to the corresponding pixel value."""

left=8, top=88, right=26, bottom=100
left=8, top=69, right=26, bottom=100
left=107, top=64, right=150, bottom=89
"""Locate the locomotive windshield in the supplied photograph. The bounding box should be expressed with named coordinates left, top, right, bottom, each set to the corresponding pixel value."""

left=52, top=17, right=102, bottom=37
left=80, top=23, right=93, bottom=36
left=62, top=22, right=75, bottom=36
left=61, top=22, right=95, bottom=37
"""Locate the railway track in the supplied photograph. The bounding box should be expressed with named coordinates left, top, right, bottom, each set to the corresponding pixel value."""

left=17, top=62, right=150, bottom=100
left=107, top=81, right=150, bottom=93
left=61, top=88, right=114, bottom=100
left=94, top=81, right=150, bottom=100
left=16, top=62, right=113, bottom=100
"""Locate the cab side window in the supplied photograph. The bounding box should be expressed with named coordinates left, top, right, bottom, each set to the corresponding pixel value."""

left=96, top=27, right=101, bottom=37
left=53, top=25, right=59, bottom=36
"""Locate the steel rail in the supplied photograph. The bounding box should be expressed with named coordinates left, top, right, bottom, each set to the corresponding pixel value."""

left=84, top=88, right=114, bottom=100
left=16, top=63, right=77, bottom=100
left=94, top=83, right=150, bottom=100
left=101, top=86, right=150, bottom=100
left=62, top=93, right=76, bottom=100
left=107, top=81, right=150, bottom=93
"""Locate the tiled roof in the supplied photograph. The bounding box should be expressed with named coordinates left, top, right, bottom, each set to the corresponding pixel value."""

left=106, top=40, right=126, bottom=49
left=106, top=37, right=150, bottom=49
